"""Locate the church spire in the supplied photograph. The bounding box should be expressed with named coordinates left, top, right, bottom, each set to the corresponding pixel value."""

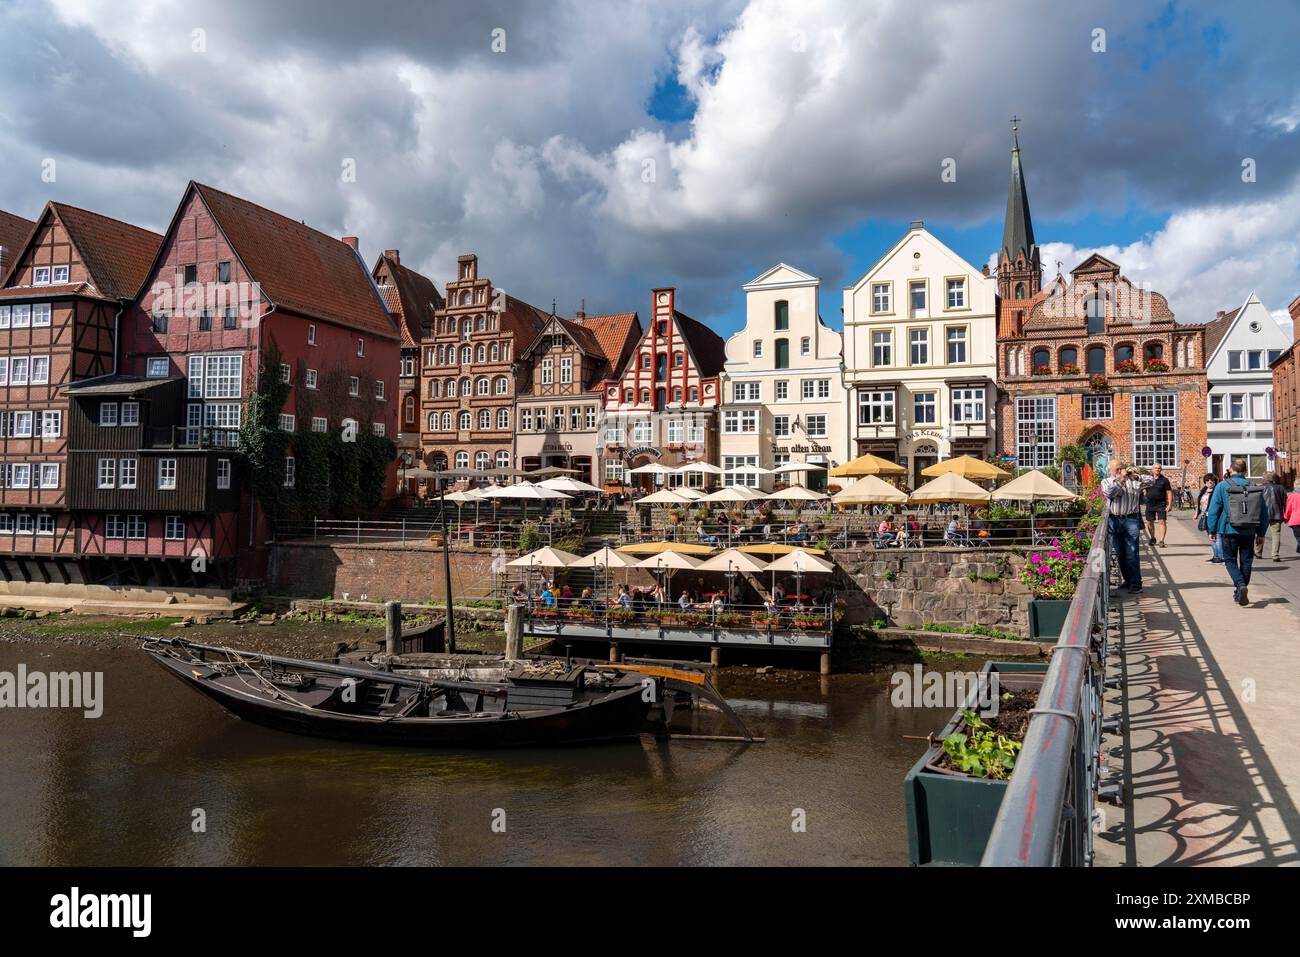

left=997, top=117, right=1040, bottom=302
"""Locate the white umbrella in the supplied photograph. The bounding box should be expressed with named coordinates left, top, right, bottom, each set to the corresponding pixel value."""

left=763, top=485, right=829, bottom=501
left=696, top=548, right=769, bottom=573
left=724, top=464, right=772, bottom=475
left=673, top=487, right=706, bottom=501
left=675, top=462, right=724, bottom=475
left=771, top=461, right=827, bottom=474
left=699, top=486, right=756, bottom=504
left=627, top=462, right=672, bottom=475
left=570, top=547, right=637, bottom=569
left=765, top=549, right=835, bottom=574
left=538, top=476, right=603, bottom=494
left=506, top=546, right=581, bottom=568
left=991, top=469, right=1077, bottom=502
left=442, top=490, right=479, bottom=503
left=481, top=482, right=572, bottom=500
left=637, top=488, right=694, bottom=505
left=636, top=550, right=703, bottom=571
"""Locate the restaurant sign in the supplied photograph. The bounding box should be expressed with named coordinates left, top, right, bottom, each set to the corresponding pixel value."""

left=624, top=446, right=662, bottom=462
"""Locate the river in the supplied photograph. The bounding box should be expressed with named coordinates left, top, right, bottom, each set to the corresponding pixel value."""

left=0, top=638, right=961, bottom=866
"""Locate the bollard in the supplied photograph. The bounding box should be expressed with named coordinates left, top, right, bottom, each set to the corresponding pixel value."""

left=819, top=651, right=831, bottom=676
left=608, top=641, right=620, bottom=663
left=385, top=601, right=402, bottom=655
left=504, top=604, right=524, bottom=660
left=710, top=646, right=721, bottom=668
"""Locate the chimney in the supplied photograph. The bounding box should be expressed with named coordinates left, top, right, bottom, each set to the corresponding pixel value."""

left=1215, top=309, right=1230, bottom=319
left=575, top=298, right=586, bottom=321
left=1288, top=294, right=1300, bottom=342
left=384, top=248, right=400, bottom=264
left=341, top=236, right=359, bottom=251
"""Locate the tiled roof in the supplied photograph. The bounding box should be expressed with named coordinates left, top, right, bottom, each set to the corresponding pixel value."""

left=1202, top=309, right=1239, bottom=359
left=582, top=311, right=641, bottom=375
left=374, top=253, right=443, bottom=346
left=674, top=310, right=727, bottom=377
left=53, top=202, right=163, bottom=300
left=192, top=183, right=397, bottom=340
left=498, top=293, right=548, bottom=344
left=0, top=209, right=34, bottom=272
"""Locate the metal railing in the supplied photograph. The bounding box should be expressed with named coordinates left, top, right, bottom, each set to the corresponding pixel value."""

left=516, top=599, right=834, bottom=638
left=145, top=426, right=241, bottom=449
left=273, top=517, right=569, bottom=550
left=981, top=501, right=1114, bottom=867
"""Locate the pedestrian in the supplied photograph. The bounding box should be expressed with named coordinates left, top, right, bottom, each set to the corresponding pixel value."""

left=1194, top=473, right=1222, bottom=563
left=1257, top=473, right=1288, bottom=562
left=1101, top=460, right=1146, bottom=594
left=1205, top=458, right=1270, bottom=606
left=1142, top=462, right=1173, bottom=547
left=1285, top=478, right=1300, bottom=555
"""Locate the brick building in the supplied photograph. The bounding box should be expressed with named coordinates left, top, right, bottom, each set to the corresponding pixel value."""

left=418, top=254, right=547, bottom=479
left=371, top=250, right=442, bottom=485
left=516, top=308, right=641, bottom=485
left=0, top=202, right=161, bottom=579
left=1270, top=295, right=1300, bottom=485
left=596, top=287, right=726, bottom=490
left=991, top=130, right=1207, bottom=486
left=67, top=182, right=399, bottom=586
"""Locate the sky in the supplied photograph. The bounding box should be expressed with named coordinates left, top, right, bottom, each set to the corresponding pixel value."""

left=2, top=0, right=1298, bottom=337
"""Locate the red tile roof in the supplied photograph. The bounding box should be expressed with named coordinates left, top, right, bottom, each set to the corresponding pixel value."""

left=0, top=209, right=34, bottom=273
left=372, top=253, right=443, bottom=346
left=1202, top=308, right=1239, bottom=359
left=52, top=202, right=163, bottom=300
left=191, top=183, right=397, bottom=340
left=580, top=311, right=641, bottom=378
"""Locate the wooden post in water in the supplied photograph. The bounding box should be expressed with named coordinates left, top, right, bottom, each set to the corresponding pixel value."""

left=710, top=646, right=721, bottom=668
left=504, top=604, right=524, bottom=660
left=608, top=641, right=620, bottom=663
left=385, top=601, right=402, bottom=655
left=819, top=650, right=831, bottom=676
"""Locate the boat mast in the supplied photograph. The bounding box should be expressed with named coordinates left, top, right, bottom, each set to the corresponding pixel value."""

left=439, top=482, right=457, bottom=652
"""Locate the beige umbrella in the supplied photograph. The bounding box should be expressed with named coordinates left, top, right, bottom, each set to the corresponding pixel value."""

left=442, top=490, right=479, bottom=503
left=910, top=471, right=991, bottom=505
left=627, top=462, right=672, bottom=476
left=672, top=486, right=707, bottom=501
left=676, top=462, right=723, bottom=475
left=829, top=453, right=906, bottom=478
left=637, top=488, right=694, bottom=505
left=617, top=541, right=714, bottom=556
left=696, top=548, right=769, bottom=573
left=506, top=546, right=581, bottom=568
left=700, top=486, right=759, bottom=503
left=921, top=454, right=1010, bottom=480
left=637, top=549, right=702, bottom=601
left=771, top=461, right=827, bottom=475
left=538, top=476, right=603, bottom=494
left=765, top=549, right=836, bottom=574
left=832, top=474, right=909, bottom=505
left=991, top=469, right=1077, bottom=502
left=763, top=485, right=829, bottom=501
left=569, top=546, right=637, bottom=599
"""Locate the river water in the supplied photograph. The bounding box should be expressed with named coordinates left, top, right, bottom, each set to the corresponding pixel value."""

left=0, top=641, right=960, bottom=866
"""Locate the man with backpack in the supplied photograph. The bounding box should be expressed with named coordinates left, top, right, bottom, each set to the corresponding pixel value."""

left=1256, top=473, right=1288, bottom=562
left=1206, top=458, right=1271, bottom=606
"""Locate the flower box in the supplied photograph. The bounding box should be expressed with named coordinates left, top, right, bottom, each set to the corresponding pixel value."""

left=1088, top=375, right=1109, bottom=391
left=1057, top=362, right=1080, bottom=376
left=1027, top=599, right=1071, bottom=640
left=1115, top=358, right=1140, bottom=374
left=1031, top=365, right=1052, bottom=376
left=1144, top=358, right=1169, bottom=373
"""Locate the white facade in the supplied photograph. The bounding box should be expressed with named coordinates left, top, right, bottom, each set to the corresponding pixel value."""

left=718, top=263, right=846, bottom=490
left=842, top=223, right=999, bottom=487
left=1205, top=293, right=1291, bottom=476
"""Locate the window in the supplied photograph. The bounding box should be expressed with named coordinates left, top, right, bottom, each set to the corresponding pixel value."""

left=605, top=459, right=624, bottom=483
left=1132, top=393, right=1177, bottom=467
left=801, top=379, right=831, bottom=400
left=951, top=388, right=985, bottom=423
left=15, top=514, right=33, bottom=534
left=279, top=363, right=291, bottom=384
left=34, top=266, right=50, bottom=285
left=1083, top=394, right=1113, bottom=419
left=222, top=306, right=237, bottom=330
left=217, top=261, right=231, bottom=284
left=946, top=327, right=967, bottom=364
left=1015, top=397, right=1057, bottom=469
left=1086, top=345, right=1106, bottom=375
left=1226, top=350, right=1242, bottom=371
left=308, top=324, right=317, bottom=346
left=217, top=459, right=231, bottom=489
left=805, top=414, right=827, bottom=437
left=560, top=356, right=573, bottom=384
left=774, top=300, right=789, bottom=330
left=498, top=408, right=511, bottom=430
left=165, top=516, right=185, bottom=540
left=913, top=391, right=936, bottom=425
left=773, top=415, right=791, bottom=437
left=1032, top=348, right=1051, bottom=372
left=496, top=450, right=511, bottom=468
left=39, top=463, right=59, bottom=489
left=278, top=413, right=295, bottom=431
left=1059, top=347, right=1078, bottom=369
left=146, top=357, right=169, bottom=378
left=733, top=381, right=761, bottom=402
left=374, top=379, right=386, bottom=400
left=119, top=458, right=137, bottom=489
left=357, top=338, right=365, bottom=357
left=189, top=354, right=243, bottom=398
left=800, top=336, right=810, bottom=356
left=753, top=339, right=764, bottom=358
left=97, top=459, right=116, bottom=488
left=106, top=515, right=124, bottom=539
left=909, top=328, right=928, bottom=365
left=872, top=330, right=892, bottom=366
left=1229, top=394, right=1246, bottom=420
left=311, top=417, right=327, bottom=433
left=475, top=451, right=490, bottom=470
left=349, top=377, right=359, bottom=396
left=604, top=422, right=624, bottom=444
left=666, top=417, right=685, bottom=443
left=33, top=303, right=51, bottom=326
left=569, top=407, right=581, bottom=431
left=673, top=352, right=684, bottom=368
left=1247, top=350, right=1264, bottom=371
left=585, top=407, right=596, bottom=430
left=775, top=380, right=788, bottom=401
left=36, top=514, right=54, bottom=535
left=871, top=283, right=891, bottom=313
left=632, top=418, right=653, bottom=443
left=121, top=402, right=139, bottom=426
left=476, top=377, right=488, bottom=396
left=774, top=338, right=789, bottom=369
left=284, top=457, right=295, bottom=488
left=541, top=358, right=553, bottom=384
left=152, top=311, right=169, bottom=334
left=459, top=411, right=471, bottom=430
left=41, top=410, right=61, bottom=438
left=478, top=408, right=491, bottom=430
left=454, top=451, right=469, bottom=470
left=521, top=408, right=533, bottom=431
left=372, top=423, right=386, bottom=437
left=723, top=455, right=761, bottom=488
left=126, top=515, right=146, bottom=540
left=158, top=459, right=177, bottom=489
left=304, top=368, right=318, bottom=390
left=1209, top=394, right=1225, bottom=421
left=909, top=282, right=926, bottom=316
left=99, top=403, right=119, bottom=427
left=1085, top=295, right=1106, bottom=335
left=946, top=278, right=966, bottom=309
left=723, top=410, right=758, bottom=434
left=7, top=411, right=32, bottom=437
left=858, top=390, right=895, bottom=425
left=1115, top=344, right=1134, bottom=366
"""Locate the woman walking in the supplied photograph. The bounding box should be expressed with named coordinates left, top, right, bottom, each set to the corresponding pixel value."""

left=1195, top=472, right=1222, bottom=563
left=1285, top=479, right=1300, bottom=555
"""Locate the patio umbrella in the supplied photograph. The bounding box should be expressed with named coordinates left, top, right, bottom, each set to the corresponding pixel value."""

left=616, top=541, right=714, bottom=556
left=636, top=488, right=695, bottom=505
left=700, top=486, right=760, bottom=503
left=525, top=466, right=580, bottom=479
left=480, top=481, right=571, bottom=521
left=921, top=454, right=1010, bottom=480
left=637, top=549, right=702, bottom=602
left=539, top=476, right=603, bottom=494
left=736, top=542, right=826, bottom=557
left=627, top=463, right=672, bottom=475
left=569, top=546, right=638, bottom=600
left=724, top=464, right=773, bottom=475
left=771, top=461, right=827, bottom=475
left=831, top=474, right=908, bottom=505
left=829, top=453, right=906, bottom=478
left=765, top=548, right=836, bottom=608
left=675, top=462, right=723, bottom=475
left=696, top=548, right=769, bottom=573
left=763, top=485, right=828, bottom=501
left=404, top=466, right=437, bottom=480
left=506, top=545, right=582, bottom=594
left=990, top=469, right=1077, bottom=502
left=909, top=471, right=991, bottom=505
left=673, top=487, right=706, bottom=501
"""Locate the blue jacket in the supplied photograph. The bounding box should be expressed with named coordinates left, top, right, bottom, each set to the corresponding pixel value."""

left=1205, top=475, right=1270, bottom=536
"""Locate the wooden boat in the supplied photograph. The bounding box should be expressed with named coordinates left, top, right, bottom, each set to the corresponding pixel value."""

left=144, top=638, right=659, bottom=748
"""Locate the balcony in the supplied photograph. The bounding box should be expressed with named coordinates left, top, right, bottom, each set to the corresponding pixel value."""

left=145, top=426, right=241, bottom=450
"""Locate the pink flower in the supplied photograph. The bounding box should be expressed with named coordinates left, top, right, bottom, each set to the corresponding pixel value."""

left=1031, top=553, right=1042, bottom=563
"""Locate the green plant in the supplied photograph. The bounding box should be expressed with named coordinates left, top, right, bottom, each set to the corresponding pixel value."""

left=920, top=622, right=1024, bottom=642
left=517, top=522, right=541, bottom=553
left=942, top=710, right=1023, bottom=780
left=870, top=615, right=888, bottom=629
left=883, top=569, right=895, bottom=582
left=1019, top=534, right=1092, bottom=599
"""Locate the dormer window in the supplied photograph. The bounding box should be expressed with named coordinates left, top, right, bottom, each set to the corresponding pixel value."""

left=33, top=267, right=51, bottom=285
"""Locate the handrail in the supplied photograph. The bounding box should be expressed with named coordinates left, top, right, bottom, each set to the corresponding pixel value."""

left=980, top=501, right=1112, bottom=867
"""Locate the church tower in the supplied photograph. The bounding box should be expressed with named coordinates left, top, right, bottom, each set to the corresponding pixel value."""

left=997, top=119, right=1040, bottom=305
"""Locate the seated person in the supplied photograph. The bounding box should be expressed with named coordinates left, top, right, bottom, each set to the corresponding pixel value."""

left=540, top=587, right=556, bottom=609
left=772, top=583, right=786, bottom=604
left=876, top=519, right=896, bottom=544
left=559, top=584, right=573, bottom=607
left=697, top=522, right=719, bottom=545
left=944, top=517, right=960, bottom=544
left=678, top=591, right=692, bottom=611
left=763, top=597, right=781, bottom=615
left=616, top=586, right=633, bottom=609
left=579, top=587, right=595, bottom=609
left=709, top=594, right=725, bottom=613
left=788, top=521, right=809, bottom=543
left=509, top=584, right=529, bottom=604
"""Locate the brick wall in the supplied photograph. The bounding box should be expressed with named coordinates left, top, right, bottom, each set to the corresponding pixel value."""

left=268, top=541, right=496, bottom=603
left=836, top=547, right=1033, bottom=634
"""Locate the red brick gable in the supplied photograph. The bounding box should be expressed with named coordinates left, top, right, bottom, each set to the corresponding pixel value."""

left=372, top=252, right=442, bottom=347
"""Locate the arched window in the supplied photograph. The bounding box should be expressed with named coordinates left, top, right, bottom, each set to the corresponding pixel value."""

left=454, top=451, right=469, bottom=469
left=1032, top=348, right=1050, bottom=372
left=497, top=408, right=509, bottom=430
left=461, top=377, right=472, bottom=395
left=442, top=412, right=452, bottom=431
left=673, top=386, right=682, bottom=402
left=404, top=396, right=415, bottom=425
left=1085, top=295, right=1106, bottom=336
left=475, top=451, right=490, bottom=470
left=459, top=291, right=471, bottom=306
left=459, top=411, right=471, bottom=430
left=496, top=450, right=510, bottom=468
left=1086, top=345, right=1106, bottom=375
left=1115, top=344, right=1134, bottom=366
left=490, top=342, right=499, bottom=361
left=476, top=315, right=486, bottom=331
left=673, top=351, right=684, bottom=368
left=1059, top=346, right=1078, bottom=369
left=446, top=379, right=456, bottom=398
left=501, top=343, right=509, bottom=361
left=461, top=345, right=471, bottom=364
left=427, top=412, right=438, bottom=431
left=461, top=318, right=471, bottom=336
left=476, top=377, right=489, bottom=396
left=495, top=376, right=508, bottom=395
left=476, top=344, right=486, bottom=362
left=774, top=299, right=789, bottom=330
left=689, top=386, right=699, bottom=402
left=1014, top=283, right=1026, bottom=299
left=640, top=388, right=650, bottom=404
left=623, top=389, right=632, bottom=404
left=478, top=409, right=491, bottom=429
left=1144, top=341, right=1164, bottom=361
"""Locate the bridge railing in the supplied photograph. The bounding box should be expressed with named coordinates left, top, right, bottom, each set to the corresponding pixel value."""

left=980, top=501, right=1114, bottom=867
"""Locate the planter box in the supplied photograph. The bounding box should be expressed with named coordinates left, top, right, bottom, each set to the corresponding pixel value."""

left=1028, top=599, right=1072, bottom=640
left=903, top=661, right=1048, bottom=866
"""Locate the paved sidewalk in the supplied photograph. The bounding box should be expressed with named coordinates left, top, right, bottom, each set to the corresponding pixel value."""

left=1095, top=513, right=1300, bottom=867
